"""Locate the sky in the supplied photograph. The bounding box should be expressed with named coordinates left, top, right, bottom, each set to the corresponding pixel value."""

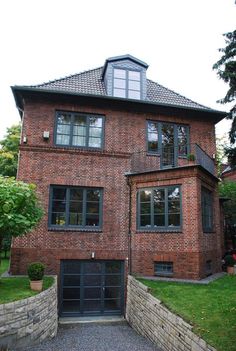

left=0, top=0, right=235, bottom=141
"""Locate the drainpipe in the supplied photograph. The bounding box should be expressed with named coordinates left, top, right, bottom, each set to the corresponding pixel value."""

left=127, top=177, right=132, bottom=275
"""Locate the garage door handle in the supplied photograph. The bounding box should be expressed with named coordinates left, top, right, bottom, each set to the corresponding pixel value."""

left=102, top=287, right=105, bottom=291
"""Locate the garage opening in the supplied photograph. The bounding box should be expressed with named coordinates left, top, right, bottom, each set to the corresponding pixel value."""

left=60, top=260, right=124, bottom=316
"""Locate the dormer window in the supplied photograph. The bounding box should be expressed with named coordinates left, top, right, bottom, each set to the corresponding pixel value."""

left=113, top=68, right=141, bottom=99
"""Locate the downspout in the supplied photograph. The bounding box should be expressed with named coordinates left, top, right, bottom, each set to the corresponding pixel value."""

left=127, top=177, right=132, bottom=275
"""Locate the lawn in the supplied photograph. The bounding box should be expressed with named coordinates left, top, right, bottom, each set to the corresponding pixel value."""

left=0, top=257, right=9, bottom=275
left=139, top=276, right=236, bottom=351
left=0, top=276, right=54, bottom=304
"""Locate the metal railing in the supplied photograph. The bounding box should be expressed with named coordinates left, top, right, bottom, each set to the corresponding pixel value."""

left=129, top=143, right=215, bottom=176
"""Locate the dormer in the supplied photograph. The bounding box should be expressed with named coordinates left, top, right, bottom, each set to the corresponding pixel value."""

left=102, top=54, right=148, bottom=100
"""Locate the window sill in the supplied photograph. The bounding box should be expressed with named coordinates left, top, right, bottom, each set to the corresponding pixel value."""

left=48, top=227, right=102, bottom=233
left=154, top=273, right=174, bottom=277
left=203, top=231, right=215, bottom=234
left=136, top=229, right=182, bottom=233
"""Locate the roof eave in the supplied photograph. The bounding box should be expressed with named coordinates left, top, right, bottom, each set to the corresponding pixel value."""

left=11, top=86, right=227, bottom=122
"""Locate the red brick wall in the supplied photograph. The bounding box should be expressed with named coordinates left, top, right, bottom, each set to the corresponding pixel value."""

left=128, top=167, right=222, bottom=279
left=11, top=96, right=221, bottom=280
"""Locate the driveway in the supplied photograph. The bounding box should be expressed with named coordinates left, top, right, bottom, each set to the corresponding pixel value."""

left=18, top=322, right=162, bottom=351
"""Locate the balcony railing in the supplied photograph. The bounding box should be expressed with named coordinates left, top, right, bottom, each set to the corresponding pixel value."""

left=129, top=144, right=216, bottom=176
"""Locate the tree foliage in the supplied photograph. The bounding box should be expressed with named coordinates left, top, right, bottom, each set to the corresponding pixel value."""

left=0, top=177, right=43, bottom=252
left=219, top=180, right=236, bottom=225
left=213, top=30, right=236, bottom=166
left=0, top=124, right=21, bottom=177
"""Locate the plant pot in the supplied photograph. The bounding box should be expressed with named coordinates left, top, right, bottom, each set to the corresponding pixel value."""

left=227, top=266, right=234, bottom=275
left=30, top=280, right=43, bottom=291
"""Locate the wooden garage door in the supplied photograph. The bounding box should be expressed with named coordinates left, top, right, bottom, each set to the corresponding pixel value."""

left=60, top=260, right=124, bottom=316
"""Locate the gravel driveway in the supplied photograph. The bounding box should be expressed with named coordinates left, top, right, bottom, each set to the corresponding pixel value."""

left=17, top=322, right=162, bottom=351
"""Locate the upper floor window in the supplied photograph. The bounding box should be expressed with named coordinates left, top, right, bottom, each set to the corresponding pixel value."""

left=49, top=186, right=102, bottom=229
left=201, top=187, right=213, bottom=232
left=137, top=186, right=181, bottom=230
left=147, top=121, right=189, bottom=155
left=55, top=111, right=104, bottom=149
left=113, top=68, right=141, bottom=99
left=147, top=121, right=189, bottom=167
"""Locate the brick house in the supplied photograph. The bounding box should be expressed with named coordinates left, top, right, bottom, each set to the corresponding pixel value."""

left=11, top=55, right=225, bottom=317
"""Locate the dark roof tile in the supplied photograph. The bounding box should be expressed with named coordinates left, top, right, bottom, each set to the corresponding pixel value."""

left=30, top=66, right=211, bottom=111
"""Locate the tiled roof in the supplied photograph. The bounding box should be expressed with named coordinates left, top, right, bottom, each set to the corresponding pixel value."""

left=30, top=67, right=211, bottom=111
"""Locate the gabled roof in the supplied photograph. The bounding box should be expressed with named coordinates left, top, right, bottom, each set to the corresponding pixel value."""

left=26, top=67, right=211, bottom=111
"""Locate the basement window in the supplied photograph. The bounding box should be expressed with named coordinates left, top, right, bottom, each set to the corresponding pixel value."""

left=154, top=262, right=173, bottom=276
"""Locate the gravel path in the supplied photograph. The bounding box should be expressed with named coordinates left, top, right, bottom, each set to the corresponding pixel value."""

left=16, top=322, right=162, bottom=351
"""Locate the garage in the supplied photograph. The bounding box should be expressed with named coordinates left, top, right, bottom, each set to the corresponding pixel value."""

left=60, top=260, right=124, bottom=316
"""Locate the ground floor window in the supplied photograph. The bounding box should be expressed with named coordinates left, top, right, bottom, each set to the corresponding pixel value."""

left=49, top=186, right=102, bottom=229
left=154, top=261, right=173, bottom=276
left=138, top=185, right=181, bottom=230
left=201, top=187, right=213, bottom=232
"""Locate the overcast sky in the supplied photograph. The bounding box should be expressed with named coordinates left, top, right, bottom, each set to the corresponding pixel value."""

left=0, top=0, right=235, bottom=141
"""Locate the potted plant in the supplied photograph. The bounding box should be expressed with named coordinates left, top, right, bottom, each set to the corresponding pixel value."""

left=187, top=154, right=195, bottom=163
left=28, top=262, right=45, bottom=291
left=224, top=255, right=235, bottom=275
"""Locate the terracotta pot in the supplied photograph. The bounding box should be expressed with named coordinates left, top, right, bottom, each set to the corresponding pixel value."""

left=30, top=280, right=43, bottom=291
left=227, top=266, right=234, bottom=275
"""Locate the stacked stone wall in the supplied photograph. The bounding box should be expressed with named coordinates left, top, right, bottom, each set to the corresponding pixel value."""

left=0, top=277, right=57, bottom=349
left=126, top=276, right=217, bottom=351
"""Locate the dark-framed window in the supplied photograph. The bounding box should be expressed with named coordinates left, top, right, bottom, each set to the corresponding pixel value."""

left=201, top=187, right=213, bottom=232
left=147, top=121, right=189, bottom=157
left=137, top=186, right=181, bottom=230
left=49, top=186, right=103, bottom=229
left=154, top=262, right=173, bottom=276
left=113, top=68, right=141, bottom=99
left=55, top=111, right=104, bottom=149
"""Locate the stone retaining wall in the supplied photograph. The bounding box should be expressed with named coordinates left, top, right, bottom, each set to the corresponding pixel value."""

left=0, top=277, right=58, bottom=349
left=126, top=275, right=217, bottom=351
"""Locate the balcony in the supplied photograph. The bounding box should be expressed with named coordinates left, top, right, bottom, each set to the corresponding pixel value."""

left=129, top=144, right=216, bottom=176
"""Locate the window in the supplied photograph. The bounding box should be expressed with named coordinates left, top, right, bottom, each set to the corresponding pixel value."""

left=201, top=187, right=213, bottom=232
left=147, top=121, right=189, bottom=163
left=205, top=260, right=212, bottom=276
left=113, top=68, right=141, bottom=99
left=138, top=186, right=181, bottom=230
left=55, top=111, right=104, bottom=149
left=154, top=262, right=173, bottom=276
left=49, top=186, right=102, bottom=229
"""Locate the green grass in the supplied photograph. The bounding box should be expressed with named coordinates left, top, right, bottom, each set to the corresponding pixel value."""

left=0, top=257, right=9, bottom=275
left=0, top=276, right=54, bottom=304
left=139, top=276, right=236, bottom=351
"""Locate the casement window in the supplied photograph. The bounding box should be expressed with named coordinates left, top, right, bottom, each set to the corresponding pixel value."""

left=55, top=111, right=104, bottom=149
left=138, top=186, right=181, bottom=230
left=154, top=262, right=173, bottom=276
left=201, top=187, right=213, bottom=232
left=147, top=121, right=189, bottom=166
left=49, top=186, right=102, bottom=229
left=113, top=68, right=141, bottom=99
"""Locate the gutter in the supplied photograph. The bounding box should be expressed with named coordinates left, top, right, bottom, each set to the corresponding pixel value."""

left=11, top=86, right=227, bottom=121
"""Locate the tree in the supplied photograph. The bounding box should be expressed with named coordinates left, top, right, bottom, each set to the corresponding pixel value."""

left=219, top=180, right=236, bottom=248
left=213, top=30, right=236, bottom=166
left=0, top=177, right=43, bottom=258
left=0, top=124, right=21, bottom=177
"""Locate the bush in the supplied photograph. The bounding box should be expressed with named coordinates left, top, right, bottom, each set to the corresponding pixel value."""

left=224, top=255, right=235, bottom=267
left=27, top=262, right=45, bottom=281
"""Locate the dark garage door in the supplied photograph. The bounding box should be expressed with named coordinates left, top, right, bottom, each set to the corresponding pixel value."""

left=60, top=260, right=124, bottom=316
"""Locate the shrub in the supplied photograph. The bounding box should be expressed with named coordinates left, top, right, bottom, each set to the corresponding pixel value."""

left=224, top=255, right=235, bottom=267
left=28, top=262, right=45, bottom=281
